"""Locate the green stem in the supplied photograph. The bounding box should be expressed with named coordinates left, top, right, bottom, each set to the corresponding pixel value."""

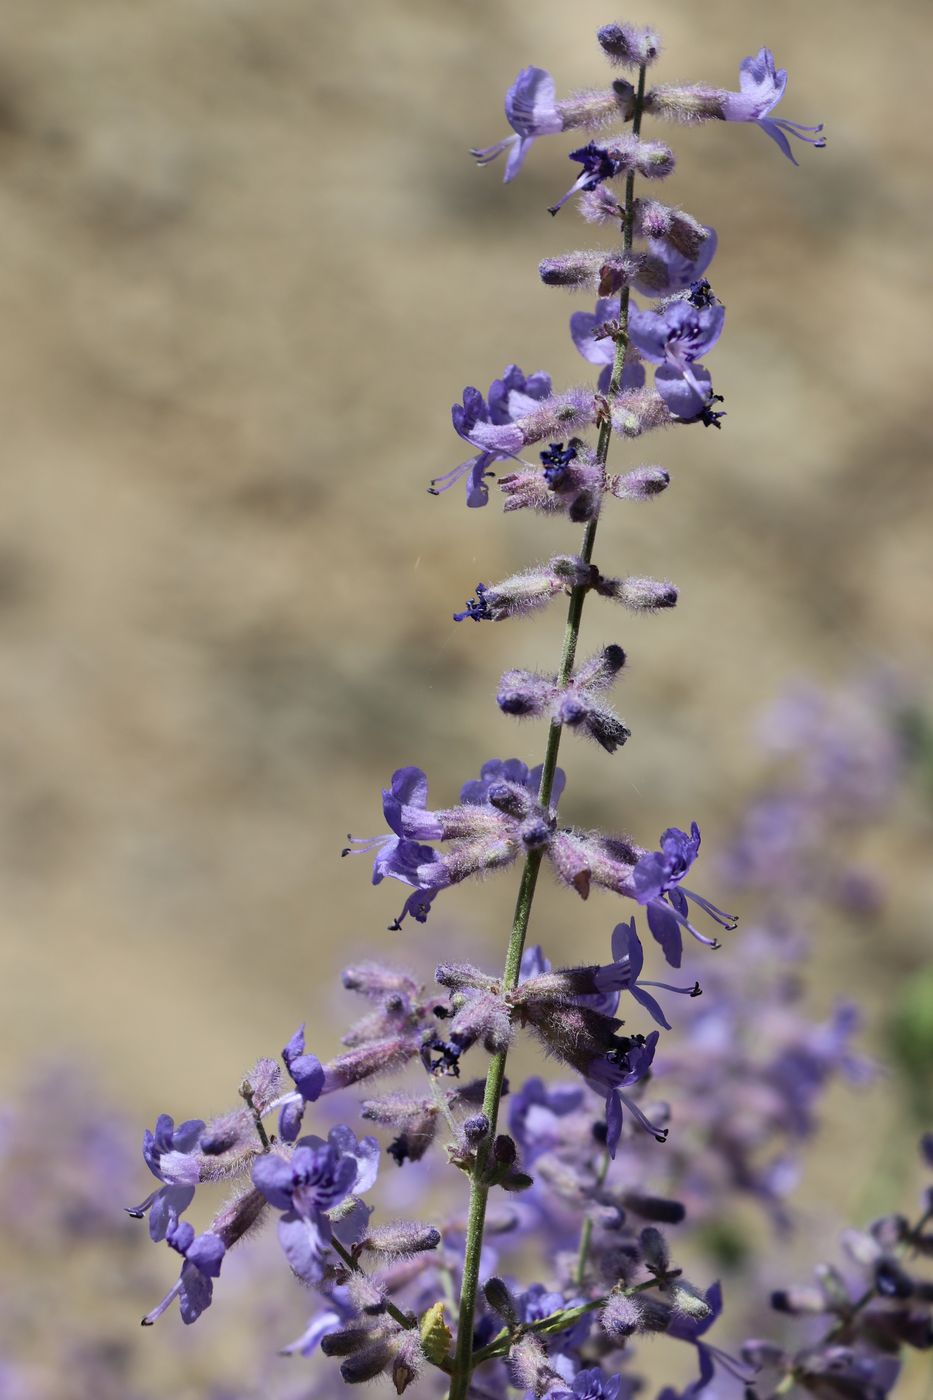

left=447, top=64, right=648, bottom=1400
left=574, top=1148, right=611, bottom=1287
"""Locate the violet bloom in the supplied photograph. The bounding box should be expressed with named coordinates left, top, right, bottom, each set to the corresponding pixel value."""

left=629, top=298, right=724, bottom=425
left=460, top=757, right=565, bottom=808
left=722, top=49, right=825, bottom=165
left=126, top=1113, right=204, bottom=1242
left=278, top=1024, right=325, bottom=1143
left=509, top=1075, right=584, bottom=1165
left=570, top=298, right=647, bottom=394
left=141, top=1219, right=226, bottom=1326
left=634, top=230, right=718, bottom=298
left=252, top=1127, right=379, bottom=1286
left=342, top=765, right=442, bottom=929
left=552, top=1368, right=625, bottom=1400
left=595, top=918, right=701, bottom=1030
left=630, top=823, right=737, bottom=968
left=471, top=67, right=563, bottom=182
left=585, top=1029, right=664, bottom=1156
left=548, top=142, right=623, bottom=216
left=432, top=367, right=552, bottom=507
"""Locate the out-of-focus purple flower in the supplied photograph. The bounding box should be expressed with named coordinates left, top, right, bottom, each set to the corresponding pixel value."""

left=252, top=1127, right=379, bottom=1286
left=127, top=1113, right=204, bottom=1242
left=509, top=1075, right=585, bottom=1165
left=552, top=1366, right=624, bottom=1400
left=630, top=823, right=736, bottom=968
left=570, top=298, right=647, bottom=393
left=433, top=368, right=552, bottom=507
left=141, top=1220, right=227, bottom=1326
left=595, top=918, right=701, bottom=1030
left=721, top=49, right=825, bottom=165
left=667, top=1282, right=754, bottom=1392
left=471, top=67, right=563, bottom=182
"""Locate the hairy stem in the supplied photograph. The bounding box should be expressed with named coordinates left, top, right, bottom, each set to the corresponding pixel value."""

left=447, top=65, right=647, bottom=1400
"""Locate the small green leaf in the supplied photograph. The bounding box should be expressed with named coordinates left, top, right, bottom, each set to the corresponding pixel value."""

left=420, top=1301, right=453, bottom=1366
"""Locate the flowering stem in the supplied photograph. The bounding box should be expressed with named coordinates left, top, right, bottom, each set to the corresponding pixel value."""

left=470, top=1271, right=676, bottom=1366
left=447, top=66, right=647, bottom=1400
left=330, top=1237, right=421, bottom=1339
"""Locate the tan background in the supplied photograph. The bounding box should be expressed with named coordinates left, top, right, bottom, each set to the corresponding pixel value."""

left=0, top=1, right=931, bottom=1396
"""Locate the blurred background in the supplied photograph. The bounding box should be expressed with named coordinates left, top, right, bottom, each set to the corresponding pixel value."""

left=0, top=1, right=931, bottom=1396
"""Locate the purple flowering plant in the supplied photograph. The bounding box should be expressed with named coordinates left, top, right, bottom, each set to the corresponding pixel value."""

left=125, top=20, right=932, bottom=1400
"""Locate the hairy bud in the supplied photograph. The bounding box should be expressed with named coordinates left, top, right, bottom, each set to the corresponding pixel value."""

left=507, top=1334, right=552, bottom=1396
left=449, top=991, right=513, bottom=1054
left=644, top=84, right=727, bottom=124
left=484, top=1275, right=519, bottom=1325
left=362, top=1222, right=442, bottom=1259
left=597, top=22, right=662, bottom=69
left=539, top=250, right=644, bottom=295
left=322, top=1037, right=418, bottom=1092
left=339, top=1338, right=394, bottom=1384
left=342, top=964, right=421, bottom=1000
left=610, top=388, right=675, bottom=437
left=609, top=465, right=671, bottom=499
left=435, top=962, right=499, bottom=993
left=348, top=1271, right=387, bottom=1316
left=557, top=81, right=635, bottom=129
left=608, top=576, right=679, bottom=611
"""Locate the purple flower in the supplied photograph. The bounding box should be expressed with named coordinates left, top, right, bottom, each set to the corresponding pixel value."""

left=252, top=1127, right=379, bottom=1286
left=630, top=823, right=737, bottom=968
left=721, top=49, right=825, bottom=165
left=432, top=367, right=552, bottom=507
left=278, top=1025, right=325, bottom=1143
left=460, top=757, right=566, bottom=808
left=471, top=67, right=563, bottom=182
left=634, top=229, right=718, bottom=298
left=628, top=299, right=724, bottom=428
left=570, top=299, right=647, bottom=394
left=629, top=300, right=724, bottom=371
left=141, top=1220, right=227, bottom=1326
left=548, top=142, right=624, bottom=216
left=595, top=918, right=701, bottom=1030
left=585, top=1029, right=664, bottom=1156
left=552, top=1367, right=624, bottom=1400
left=126, top=1113, right=204, bottom=1242
left=343, top=766, right=443, bottom=928
left=655, top=362, right=724, bottom=427
left=509, top=1075, right=585, bottom=1164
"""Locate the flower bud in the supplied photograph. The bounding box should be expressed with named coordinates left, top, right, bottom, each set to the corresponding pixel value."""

left=634, top=199, right=709, bottom=258
left=435, top=963, right=499, bottom=993
left=391, top=1332, right=425, bottom=1394
left=342, top=964, right=421, bottom=1000
left=578, top=184, right=624, bottom=225
left=322, top=1325, right=380, bottom=1358
left=620, top=1191, right=685, bottom=1224
left=322, top=1037, right=418, bottom=1092
left=670, top=1284, right=712, bottom=1320
left=483, top=1275, right=519, bottom=1325
left=507, top=1334, right=551, bottom=1396
left=608, top=576, right=678, bottom=611
left=610, top=388, right=675, bottom=437
left=210, top=1185, right=268, bottom=1249
left=362, top=1221, right=442, bottom=1259
left=516, top=389, right=596, bottom=444
left=602, top=136, right=675, bottom=180
left=609, top=465, right=670, bottom=500
left=348, top=1271, right=387, bottom=1316
left=640, top=1226, right=670, bottom=1274
left=557, top=81, right=635, bottom=129
left=596, top=22, right=662, bottom=69
left=644, top=84, right=727, bottom=124
left=449, top=992, right=513, bottom=1054
left=539, top=250, right=644, bottom=295
left=463, top=1114, right=490, bottom=1145
left=497, top=668, right=556, bottom=717
left=770, top=1286, right=828, bottom=1315
left=340, top=1338, right=394, bottom=1384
